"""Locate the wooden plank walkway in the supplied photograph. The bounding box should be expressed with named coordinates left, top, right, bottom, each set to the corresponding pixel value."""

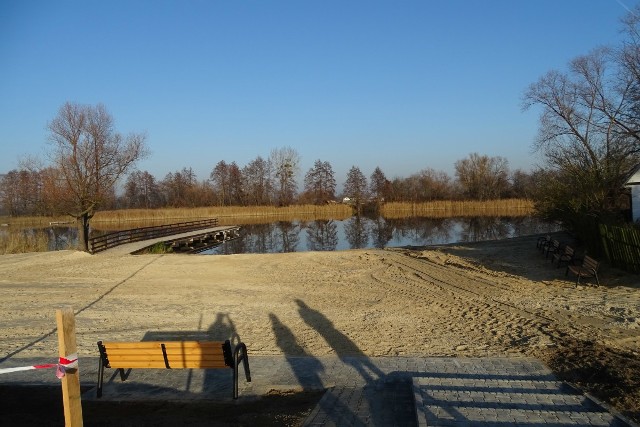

left=94, top=226, right=239, bottom=255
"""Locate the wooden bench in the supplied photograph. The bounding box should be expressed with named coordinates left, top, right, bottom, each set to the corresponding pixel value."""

left=97, top=340, right=251, bottom=399
left=537, top=235, right=551, bottom=251
left=544, top=239, right=561, bottom=259
left=552, top=245, right=574, bottom=268
left=565, top=255, right=600, bottom=286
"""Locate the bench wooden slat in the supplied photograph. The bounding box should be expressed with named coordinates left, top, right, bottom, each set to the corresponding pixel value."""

left=107, top=361, right=171, bottom=369
left=107, top=360, right=229, bottom=369
left=566, top=255, right=600, bottom=286
left=97, top=339, right=251, bottom=399
left=102, top=341, right=226, bottom=349
left=106, top=355, right=229, bottom=368
left=101, top=342, right=163, bottom=348
left=100, top=348, right=163, bottom=356
left=552, top=245, right=574, bottom=268
left=103, top=347, right=226, bottom=356
left=165, top=361, right=229, bottom=369
left=104, top=354, right=228, bottom=362
left=164, top=347, right=225, bottom=355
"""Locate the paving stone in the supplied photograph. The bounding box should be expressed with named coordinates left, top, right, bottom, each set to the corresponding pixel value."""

left=1, top=356, right=636, bottom=426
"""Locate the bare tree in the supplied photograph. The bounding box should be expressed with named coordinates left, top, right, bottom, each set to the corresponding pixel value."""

left=303, top=159, right=336, bottom=204
left=343, top=165, right=368, bottom=211
left=160, top=167, right=199, bottom=207
left=369, top=166, right=390, bottom=203
left=420, top=168, right=454, bottom=200
left=523, top=41, right=640, bottom=217
left=270, top=147, right=300, bottom=206
left=616, top=6, right=640, bottom=145
left=385, top=168, right=453, bottom=202
left=243, top=156, right=273, bottom=205
left=47, top=102, right=148, bottom=251
left=210, top=160, right=230, bottom=206
left=508, top=169, right=537, bottom=199
left=40, top=166, right=66, bottom=215
left=0, top=171, right=22, bottom=215
left=0, top=170, right=43, bottom=215
left=454, top=153, right=509, bottom=200
left=227, top=162, right=245, bottom=205
left=124, top=170, right=162, bottom=209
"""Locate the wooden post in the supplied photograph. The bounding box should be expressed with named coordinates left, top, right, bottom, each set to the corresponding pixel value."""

left=56, top=306, right=83, bottom=427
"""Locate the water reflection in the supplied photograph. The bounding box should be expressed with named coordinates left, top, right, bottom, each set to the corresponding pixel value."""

left=389, top=217, right=453, bottom=246
left=203, top=215, right=560, bottom=255
left=47, top=227, right=78, bottom=250
left=10, top=216, right=558, bottom=254
left=460, top=217, right=512, bottom=242
left=370, top=216, right=394, bottom=249
left=344, top=216, right=369, bottom=249
left=212, top=221, right=300, bottom=254
left=305, top=220, right=339, bottom=251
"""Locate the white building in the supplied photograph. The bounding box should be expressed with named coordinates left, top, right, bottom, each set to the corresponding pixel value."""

left=625, top=165, right=640, bottom=223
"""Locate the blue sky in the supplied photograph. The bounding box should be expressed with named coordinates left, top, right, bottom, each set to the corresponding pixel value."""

left=0, top=1, right=635, bottom=188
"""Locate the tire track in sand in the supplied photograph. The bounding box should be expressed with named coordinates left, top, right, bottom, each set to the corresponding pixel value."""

left=368, top=251, right=591, bottom=352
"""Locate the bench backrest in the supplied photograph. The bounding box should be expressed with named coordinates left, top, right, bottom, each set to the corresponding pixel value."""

left=98, top=340, right=233, bottom=369
left=563, top=246, right=574, bottom=256
left=582, top=255, right=599, bottom=271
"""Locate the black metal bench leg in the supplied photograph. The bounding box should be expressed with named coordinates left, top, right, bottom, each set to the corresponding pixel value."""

left=119, top=368, right=130, bottom=381
left=236, top=343, right=251, bottom=381
left=97, top=356, right=104, bottom=398
left=232, top=343, right=251, bottom=399
left=232, top=359, right=239, bottom=399
left=242, top=351, right=251, bottom=382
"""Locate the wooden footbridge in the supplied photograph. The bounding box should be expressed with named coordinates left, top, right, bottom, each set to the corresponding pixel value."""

left=88, top=218, right=240, bottom=255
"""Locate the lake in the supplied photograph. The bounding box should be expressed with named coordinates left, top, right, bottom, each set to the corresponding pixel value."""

left=29, top=215, right=559, bottom=253
left=202, top=216, right=560, bottom=255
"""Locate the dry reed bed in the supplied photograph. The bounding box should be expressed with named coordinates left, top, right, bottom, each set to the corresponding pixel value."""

left=0, top=216, right=71, bottom=227
left=92, top=204, right=354, bottom=224
left=0, top=229, right=50, bottom=254
left=381, top=199, right=534, bottom=218
left=0, top=200, right=534, bottom=228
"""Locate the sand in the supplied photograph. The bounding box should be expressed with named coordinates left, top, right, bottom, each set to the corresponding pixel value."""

left=0, top=233, right=639, bottom=420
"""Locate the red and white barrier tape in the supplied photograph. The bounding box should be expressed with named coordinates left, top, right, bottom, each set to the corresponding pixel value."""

left=0, top=354, right=78, bottom=378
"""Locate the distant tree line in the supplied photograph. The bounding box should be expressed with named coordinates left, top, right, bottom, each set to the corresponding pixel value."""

left=1, top=149, right=537, bottom=216
left=4, top=6, right=640, bottom=256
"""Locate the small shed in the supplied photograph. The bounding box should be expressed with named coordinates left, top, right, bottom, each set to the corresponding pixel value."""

left=624, top=164, right=640, bottom=222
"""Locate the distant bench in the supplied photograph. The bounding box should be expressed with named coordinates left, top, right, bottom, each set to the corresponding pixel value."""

left=566, top=255, right=600, bottom=286
left=97, top=340, right=251, bottom=399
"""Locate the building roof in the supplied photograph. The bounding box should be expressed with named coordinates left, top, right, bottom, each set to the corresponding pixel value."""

left=624, top=164, right=640, bottom=186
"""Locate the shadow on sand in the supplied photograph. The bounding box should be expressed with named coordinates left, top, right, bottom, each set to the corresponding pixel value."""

left=269, top=299, right=414, bottom=426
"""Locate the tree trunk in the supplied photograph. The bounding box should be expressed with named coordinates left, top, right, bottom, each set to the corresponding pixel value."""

left=77, top=214, right=90, bottom=252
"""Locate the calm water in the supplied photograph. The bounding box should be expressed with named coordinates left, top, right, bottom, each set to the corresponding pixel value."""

left=202, top=216, right=560, bottom=255
left=18, top=215, right=559, bottom=253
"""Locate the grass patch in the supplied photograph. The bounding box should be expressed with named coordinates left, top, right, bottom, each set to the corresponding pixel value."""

left=143, top=242, right=174, bottom=254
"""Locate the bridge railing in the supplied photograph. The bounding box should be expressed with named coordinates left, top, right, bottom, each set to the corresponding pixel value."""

left=89, top=218, right=219, bottom=254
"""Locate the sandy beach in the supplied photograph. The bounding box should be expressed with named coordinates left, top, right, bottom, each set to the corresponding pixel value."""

left=1, top=233, right=639, bottom=421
